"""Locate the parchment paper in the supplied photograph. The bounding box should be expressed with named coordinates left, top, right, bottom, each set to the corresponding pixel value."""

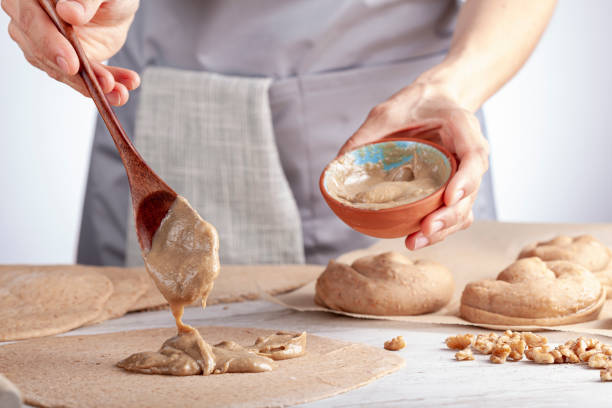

left=269, top=221, right=612, bottom=337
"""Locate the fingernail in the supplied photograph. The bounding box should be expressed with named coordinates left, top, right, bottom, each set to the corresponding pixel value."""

left=413, top=236, right=429, bottom=250
left=430, top=220, right=444, bottom=234
left=452, top=189, right=465, bottom=204
left=56, top=56, right=69, bottom=74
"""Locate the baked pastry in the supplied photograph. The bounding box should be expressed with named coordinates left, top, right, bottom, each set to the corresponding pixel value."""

left=460, top=257, right=605, bottom=326
left=314, top=251, right=453, bottom=316
left=518, top=235, right=612, bottom=298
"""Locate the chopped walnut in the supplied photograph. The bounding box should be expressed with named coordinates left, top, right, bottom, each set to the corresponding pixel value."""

left=601, top=368, right=612, bottom=382
left=550, top=349, right=564, bottom=364
left=474, top=333, right=498, bottom=354
left=521, top=332, right=548, bottom=348
left=574, top=338, right=588, bottom=357
left=585, top=338, right=602, bottom=351
left=558, top=345, right=580, bottom=363
left=455, top=347, right=475, bottom=361
left=447, top=330, right=612, bottom=382
left=525, top=346, right=554, bottom=364
left=445, top=334, right=474, bottom=350
left=508, top=338, right=527, bottom=361
left=580, top=349, right=601, bottom=363
left=384, top=336, right=406, bottom=351
left=588, top=353, right=612, bottom=369
left=490, top=343, right=511, bottom=364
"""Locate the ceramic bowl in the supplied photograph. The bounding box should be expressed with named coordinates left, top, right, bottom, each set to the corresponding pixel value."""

left=319, top=134, right=457, bottom=238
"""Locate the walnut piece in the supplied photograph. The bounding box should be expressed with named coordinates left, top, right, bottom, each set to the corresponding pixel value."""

left=601, top=345, right=612, bottom=356
left=601, top=368, right=612, bottom=382
left=558, top=345, right=580, bottom=364
left=550, top=349, right=564, bottom=364
left=525, top=346, right=554, bottom=364
left=384, top=336, right=406, bottom=351
left=588, top=353, right=612, bottom=369
left=445, top=334, right=474, bottom=350
left=490, top=343, right=511, bottom=364
left=508, top=338, right=527, bottom=361
left=473, top=333, right=498, bottom=355
left=579, top=349, right=601, bottom=363
left=455, top=347, right=475, bottom=361
left=521, top=332, right=548, bottom=347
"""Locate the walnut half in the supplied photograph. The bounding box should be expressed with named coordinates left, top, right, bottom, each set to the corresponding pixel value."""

left=455, top=348, right=474, bottom=361
left=601, top=368, right=612, bottom=382
left=445, top=334, right=474, bottom=350
left=384, top=336, right=406, bottom=351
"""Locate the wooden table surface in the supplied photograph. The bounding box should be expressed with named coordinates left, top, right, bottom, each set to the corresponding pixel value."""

left=14, top=299, right=612, bottom=408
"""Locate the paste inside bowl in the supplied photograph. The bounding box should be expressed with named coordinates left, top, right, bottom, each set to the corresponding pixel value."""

left=323, top=141, right=451, bottom=210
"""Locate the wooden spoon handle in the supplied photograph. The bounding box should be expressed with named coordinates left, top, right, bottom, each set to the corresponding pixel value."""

left=37, top=0, right=143, bottom=168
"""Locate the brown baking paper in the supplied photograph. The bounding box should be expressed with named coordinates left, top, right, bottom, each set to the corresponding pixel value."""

left=268, top=221, right=612, bottom=337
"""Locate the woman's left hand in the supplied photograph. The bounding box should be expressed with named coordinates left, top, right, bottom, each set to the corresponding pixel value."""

left=338, top=80, right=489, bottom=250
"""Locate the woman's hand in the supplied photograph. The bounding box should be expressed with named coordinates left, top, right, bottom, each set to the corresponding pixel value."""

left=2, top=0, right=140, bottom=105
left=338, top=80, right=489, bottom=250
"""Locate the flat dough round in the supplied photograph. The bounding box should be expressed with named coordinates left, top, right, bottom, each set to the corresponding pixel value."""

left=129, top=265, right=323, bottom=312
left=461, top=257, right=605, bottom=326
left=518, top=234, right=612, bottom=298
left=315, top=251, right=454, bottom=315
left=88, top=267, right=149, bottom=325
left=0, top=326, right=404, bottom=408
left=0, top=266, right=113, bottom=341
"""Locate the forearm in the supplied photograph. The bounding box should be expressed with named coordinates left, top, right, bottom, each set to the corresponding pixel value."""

left=418, top=0, right=557, bottom=112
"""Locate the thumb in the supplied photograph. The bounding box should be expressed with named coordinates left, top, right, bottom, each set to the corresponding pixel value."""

left=337, top=105, right=400, bottom=157
left=56, top=0, right=105, bottom=26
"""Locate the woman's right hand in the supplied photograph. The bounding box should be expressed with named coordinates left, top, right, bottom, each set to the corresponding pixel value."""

left=2, top=0, right=140, bottom=105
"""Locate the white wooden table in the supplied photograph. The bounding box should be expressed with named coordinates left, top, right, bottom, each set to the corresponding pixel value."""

left=18, top=300, right=612, bottom=407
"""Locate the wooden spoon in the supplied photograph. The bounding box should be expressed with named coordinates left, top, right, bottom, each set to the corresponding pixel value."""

left=38, top=0, right=176, bottom=252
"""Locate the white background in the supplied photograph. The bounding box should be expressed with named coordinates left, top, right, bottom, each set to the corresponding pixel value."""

left=1, top=1, right=611, bottom=264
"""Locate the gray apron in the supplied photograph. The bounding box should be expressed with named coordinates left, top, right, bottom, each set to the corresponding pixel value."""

left=125, top=68, right=304, bottom=266
left=77, top=0, right=496, bottom=266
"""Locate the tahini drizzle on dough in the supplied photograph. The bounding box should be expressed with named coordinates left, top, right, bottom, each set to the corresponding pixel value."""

left=117, top=196, right=306, bottom=375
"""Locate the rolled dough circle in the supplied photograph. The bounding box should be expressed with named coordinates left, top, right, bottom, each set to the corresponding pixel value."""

left=0, top=265, right=113, bottom=341
left=0, top=326, right=404, bottom=408
left=88, top=267, right=149, bottom=325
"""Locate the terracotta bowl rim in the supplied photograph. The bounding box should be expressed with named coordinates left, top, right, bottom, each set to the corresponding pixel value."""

left=319, top=137, right=458, bottom=214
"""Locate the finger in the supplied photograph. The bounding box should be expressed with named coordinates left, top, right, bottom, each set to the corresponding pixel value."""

left=443, top=150, right=488, bottom=207
left=405, top=208, right=473, bottom=250
left=35, top=53, right=90, bottom=96
left=338, top=102, right=408, bottom=156
left=103, top=64, right=140, bottom=90
left=1, top=0, right=18, bottom=18
left=14, top=0, right=79, bottom=75
left=89, top=60, right=115, bottom=93
left=106, top=82, right=129, bottom=106
left=405, top=194, right=475, bottom=249
left=56, top=0, right=104, bottom=26
left=420, top=193, right=476, bottom=237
